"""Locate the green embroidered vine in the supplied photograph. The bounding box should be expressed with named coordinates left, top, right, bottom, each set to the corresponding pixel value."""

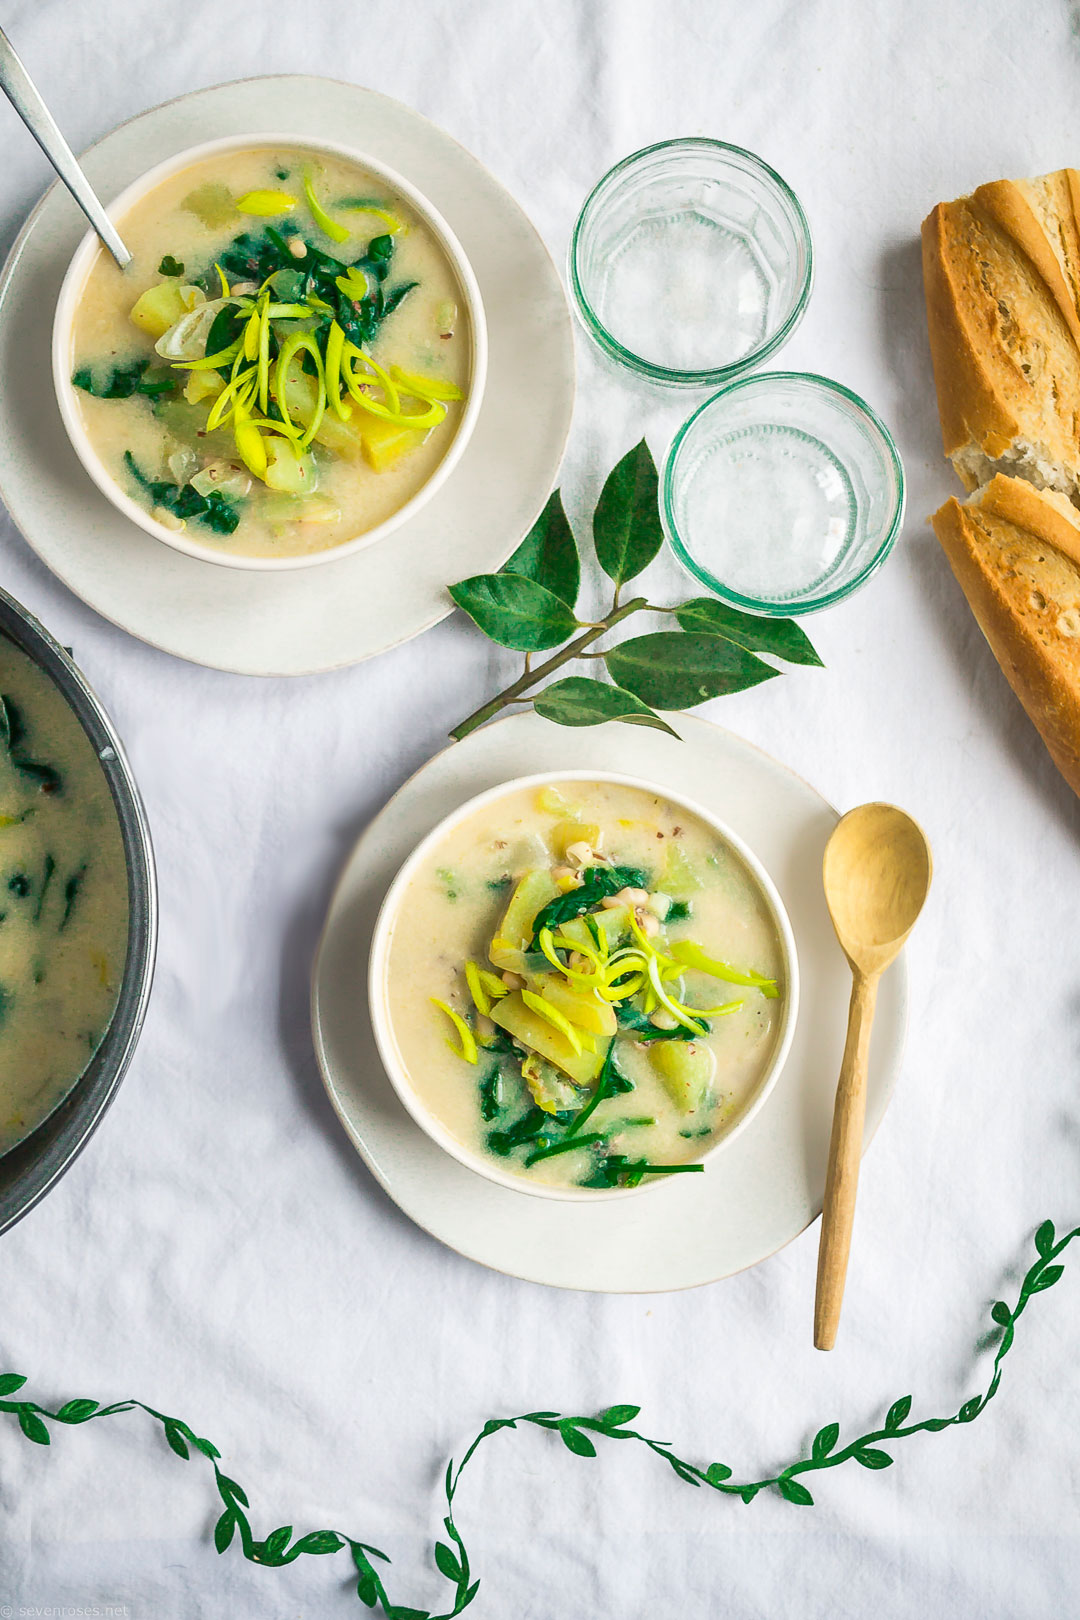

left=0, top=1218, right=1071, bottom=1616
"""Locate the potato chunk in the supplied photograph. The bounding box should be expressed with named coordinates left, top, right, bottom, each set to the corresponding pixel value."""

left=489, top=869, right=558, bottom=973
left=491, top=992, right=604, bottom=1086
left=533, top=974, right=617, bottom=1037
left=650, top=1039, right=716, bottom=1113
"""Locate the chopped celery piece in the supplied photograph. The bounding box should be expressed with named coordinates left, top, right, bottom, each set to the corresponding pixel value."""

left=181, top=182, right=236, bottom=228
left=263, top=439, right=318, bottom=494
left=490, top=992, right=604, bottom=1086
left=263, top=493, right=340, bottom=525
left=662, top=842, right=703, bottom=901
left=520, top=1055, right=582, bottom=1116
left=651, top=1040, right=715, bottom=1113
left=559, top=907, right=629, bottom=954
left=536, top=785, right=581, bottom=816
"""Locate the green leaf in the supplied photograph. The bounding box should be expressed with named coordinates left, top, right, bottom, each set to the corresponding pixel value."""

left=533, top=677, right=679, bottom=737
left=503, top=490, right=580, bottom=607
left=812, top=1422, right=839, bottom=1460
left=218, top=1475, right=249, bottom=1508
left=598, top=1404, right=640, bottom=1429
left=777, top=1476, right=815, bottom=1505
left=163, top=1421, right=190, bottom=1459
left=214, top=1510, right=235, bottom=1553
left=191, top=1435, right=221, bottom=1459
left=0, top=1374, right=27, bottom=1396
left=593, top=438, right=663, bottom=585
left=705, top=1462, right=732, bottom=1485
left=1028, top=1264, right=1064, bottom=1294
left=158, top=255, right=185, bottom=276
left=990, top=1301, right=1012, bottom=1327
left=885, top=1396, right=912, bottom=1432
left=18, top=1409, right=49, bottom=1445
left=853, top=1447, right=893, bottom=1469
left=921, top=1417, right=953, bottom=1433
left=559, top=1423, right=597, bottom=1458
left=1035, top=1220, right=1056, bottom=1257
left=356, top=1572, right=379, bottom=1608
left=55, top=1399, right=98, bottom=1424
left=740, top=1484, right=761, bottom=1504
left=293, top=1530, right=344, bottom=1555
left=263, top=1525, right=293, bottom=1560
left=674, top=598, right=823, bottom=666
left=957, top=1398, right=982, bottom=1423
left=448, top=573, right=578, bottom=652
left=435, top=1541, right=462, bottom=1581
left=387, top=1608, right=431, bottom=1620
left=606, top=633, right=778, bottom=709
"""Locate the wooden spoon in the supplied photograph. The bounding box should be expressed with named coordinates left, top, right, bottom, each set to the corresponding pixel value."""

left=814, top=803, right=932, bottom=1351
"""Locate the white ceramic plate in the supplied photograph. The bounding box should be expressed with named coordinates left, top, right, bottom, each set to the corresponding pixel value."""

left=311, top=711, right=908, bottom=1292
left=0, top=77, right=575, bottom=675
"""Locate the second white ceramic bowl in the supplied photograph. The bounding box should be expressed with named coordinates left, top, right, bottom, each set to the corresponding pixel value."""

left=51, top=132, right=488, bottom=572
left=368, top=769, right=800, bottom=1202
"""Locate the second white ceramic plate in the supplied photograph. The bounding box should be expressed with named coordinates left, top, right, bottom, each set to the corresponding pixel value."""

left=312, top=712, right=907, bottom=1292
left=0, top=77, right=575, bottom=674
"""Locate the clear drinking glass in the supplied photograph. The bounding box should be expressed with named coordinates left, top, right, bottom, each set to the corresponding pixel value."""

left=662, top=372, right=905, bottom=614
left=569, top=138, right=813, bottom=387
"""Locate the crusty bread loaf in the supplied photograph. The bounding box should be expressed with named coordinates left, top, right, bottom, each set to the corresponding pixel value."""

left=931, top=475, right=1080, bottom=794
left=922, top=172, right=1080, bottom=495
left=923, top=169, right=1080, bottom=798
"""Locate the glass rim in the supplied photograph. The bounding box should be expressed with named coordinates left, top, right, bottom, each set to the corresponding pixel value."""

left=569, top=137, right=814, bottom=387
left=661, top=369, right=907, bottom=616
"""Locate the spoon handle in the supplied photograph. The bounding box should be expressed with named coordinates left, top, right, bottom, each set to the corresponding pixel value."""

left=0, top=27, right=130, bottom=268
left=814, top=966, right=879, bottom=1350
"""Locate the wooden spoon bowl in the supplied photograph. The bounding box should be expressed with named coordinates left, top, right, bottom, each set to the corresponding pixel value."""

left=814, top=803, right=932, bottom=1350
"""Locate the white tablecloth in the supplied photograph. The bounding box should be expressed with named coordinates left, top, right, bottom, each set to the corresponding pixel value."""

left=1, top=1, right=1078, bottom=1614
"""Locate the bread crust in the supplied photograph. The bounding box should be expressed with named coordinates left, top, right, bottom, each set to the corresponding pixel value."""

left=931, top=476, right=1080, bottom=794
left=921, top=174, right=1080, bottom=477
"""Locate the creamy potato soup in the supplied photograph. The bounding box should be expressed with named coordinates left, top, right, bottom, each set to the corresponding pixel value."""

left=69, top=146, right=471, bottom=558
left=0, top=637, right=128, bottom=1152
left=385, top=781, right=786, bottom=1191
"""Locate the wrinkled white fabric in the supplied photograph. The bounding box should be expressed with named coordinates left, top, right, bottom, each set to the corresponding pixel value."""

left=0, top=0, right=1078, bottom=1614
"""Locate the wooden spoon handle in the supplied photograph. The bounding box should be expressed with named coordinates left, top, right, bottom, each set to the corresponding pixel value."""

left=814, top=967, right=879, bottom=1350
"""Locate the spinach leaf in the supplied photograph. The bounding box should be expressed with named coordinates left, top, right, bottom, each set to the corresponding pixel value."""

left=562, top=1039, right=634, bottom=1140
left=615, top=1004, right=708, bottom=1042
left=529, top=865, right=649, bottom=942
left=158, top=255, right=184, bottom=277
left=123, top=451, right=241, bottom=537
left=478, top=1067, right=503, bottom=1123
left=666, top=900, right=692, bottom=923
left=73, top=358, right=178, bottom=401
left=381, top=281, right=417, bottom=319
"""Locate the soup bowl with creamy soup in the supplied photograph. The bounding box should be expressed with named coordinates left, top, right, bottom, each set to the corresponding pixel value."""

left=0, top=588, right=156, bottom=1233
left=52, top=134, right=486, bottom=570
left=369, top=771, right=798, bottom=1201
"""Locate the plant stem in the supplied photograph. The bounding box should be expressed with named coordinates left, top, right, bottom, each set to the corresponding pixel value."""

left=451, top=597, right=650, bottom=740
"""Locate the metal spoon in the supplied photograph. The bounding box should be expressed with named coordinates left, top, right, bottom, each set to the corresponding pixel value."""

left=0, top=25, right=130, bottom=267
left=815, top=802, right=932, bottom=1351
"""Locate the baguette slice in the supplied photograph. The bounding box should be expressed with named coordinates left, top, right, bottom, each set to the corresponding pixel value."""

left=922, top=172, right=1080, bottom=494
left=931, top=474, right=1080, bottom=794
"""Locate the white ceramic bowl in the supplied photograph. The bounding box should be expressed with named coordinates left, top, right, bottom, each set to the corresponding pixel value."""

left=368, top=769, right=800, bottom=1202
left=51, top=132, right=488, bottom=572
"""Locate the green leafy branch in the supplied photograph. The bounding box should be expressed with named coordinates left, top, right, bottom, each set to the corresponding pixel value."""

left=0, top=1220, right=1073, bottom=1615
left=447, top=440, right=822, bottom=742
